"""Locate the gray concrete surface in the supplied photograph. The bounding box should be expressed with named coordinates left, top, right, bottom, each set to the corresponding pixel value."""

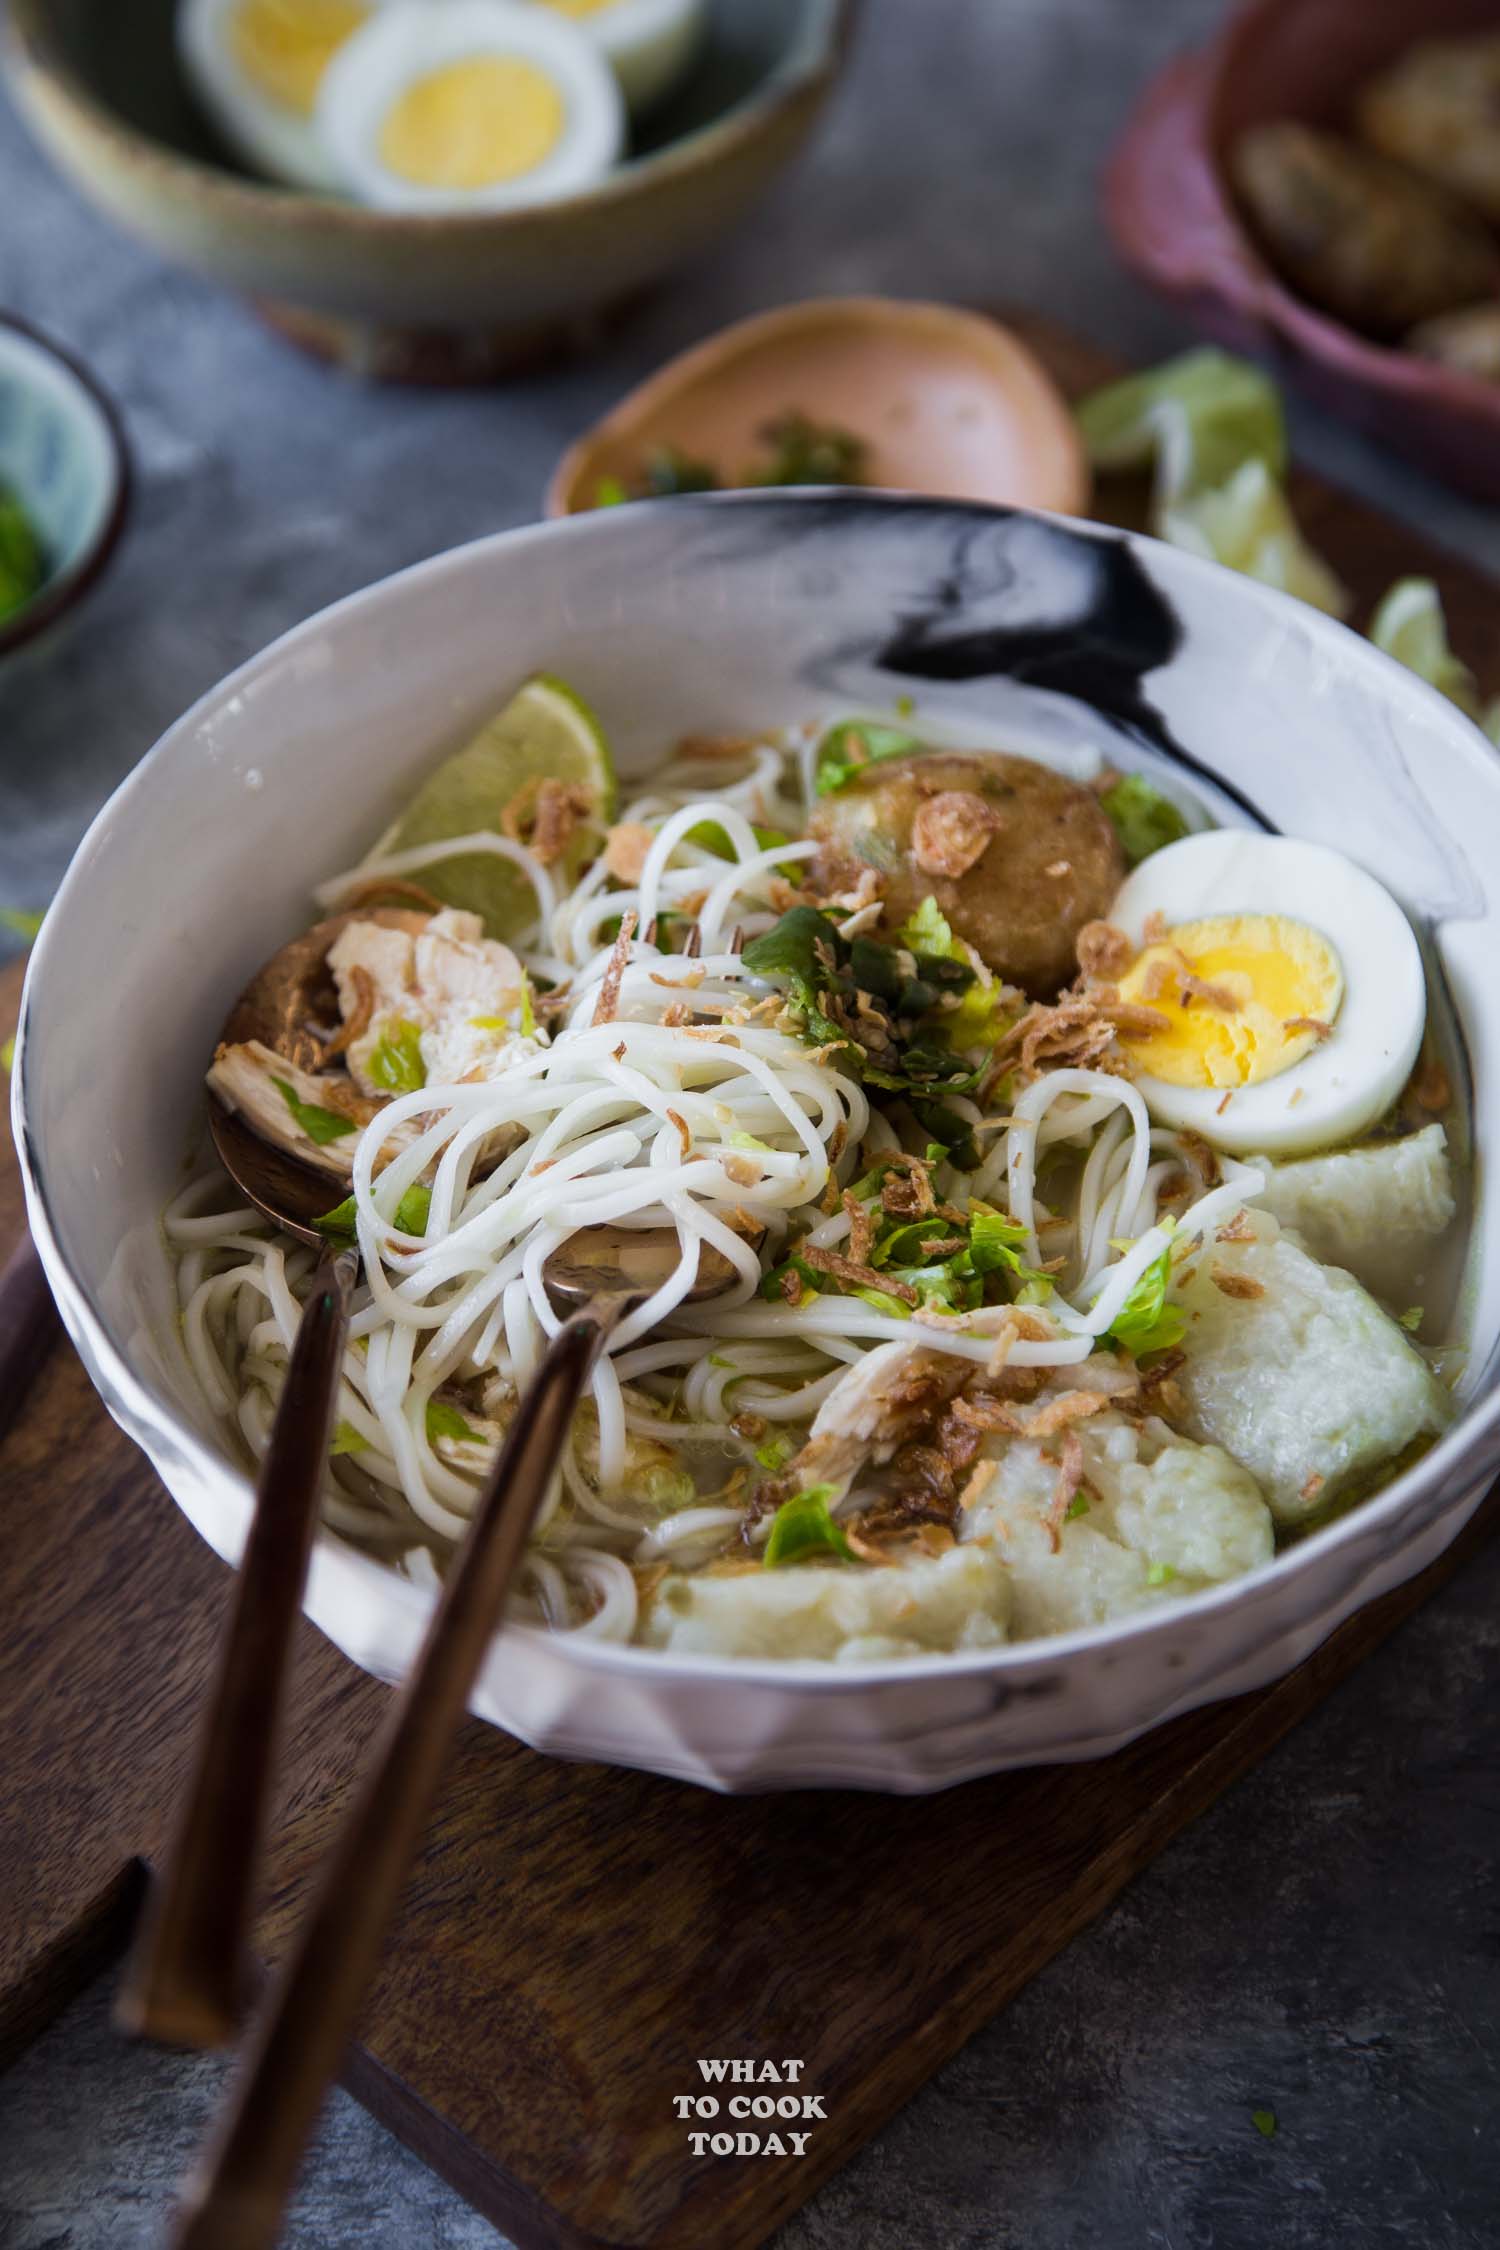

left=1, top=0, right=1498, bottom=2243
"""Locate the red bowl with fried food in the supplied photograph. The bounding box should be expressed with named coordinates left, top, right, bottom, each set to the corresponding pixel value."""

left=1105, top=0, right=1500, bottom=500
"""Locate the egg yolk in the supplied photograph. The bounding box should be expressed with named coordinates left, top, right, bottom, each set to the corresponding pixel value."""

left=1114, top=914, right=1344, bottom=1090
left=378, top=56, right=566, bottom=189
left=230, top=0, right=367, bottom=117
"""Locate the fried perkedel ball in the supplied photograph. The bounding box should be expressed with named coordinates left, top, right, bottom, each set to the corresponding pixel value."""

left=808, top=750, right=1124, bottom=997
left=1231, top=121, right=1499, bottom=337
left=1358, top=34, right=1500, bottom=227
left=1408, top=300, right=1500, bottom=383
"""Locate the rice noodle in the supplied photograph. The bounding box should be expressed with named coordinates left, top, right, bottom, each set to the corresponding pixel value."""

left=170, top=727, right=1265, bottom=1639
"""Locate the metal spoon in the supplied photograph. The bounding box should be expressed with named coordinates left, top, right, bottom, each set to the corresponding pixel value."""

left=123, top=906, right=748, bottom=2055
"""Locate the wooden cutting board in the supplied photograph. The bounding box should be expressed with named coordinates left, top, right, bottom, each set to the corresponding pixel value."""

left=4, top=316, right=1498, bottom=2250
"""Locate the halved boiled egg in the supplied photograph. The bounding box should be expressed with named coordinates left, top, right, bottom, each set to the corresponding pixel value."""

left=530, top=0, right=705, bottom=114
left=177, top=0, right=397, bottom=193
left=317, top=0, right=625, bottom=212
left=1107, top=831, right=1425, bottom=1155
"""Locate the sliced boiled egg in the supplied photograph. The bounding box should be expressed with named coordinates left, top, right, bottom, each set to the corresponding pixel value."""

left=177, top=0, right=396, bottom=193
left=530, top=0, right=705, bottom=114
left=1107, top=831, right=1425, bottom=1155
left=317, top=0, right=625, bottom=212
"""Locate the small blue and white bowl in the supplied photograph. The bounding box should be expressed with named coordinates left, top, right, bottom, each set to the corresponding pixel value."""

left=0, top=314, right=128, bottom=660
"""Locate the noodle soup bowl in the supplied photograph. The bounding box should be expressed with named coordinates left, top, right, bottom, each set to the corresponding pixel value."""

left=16, top=493, right=1500, bottom=1792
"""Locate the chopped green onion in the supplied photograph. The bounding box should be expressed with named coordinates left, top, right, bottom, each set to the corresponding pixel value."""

left=1251, top=2108, right=1277, bottom=2140
left=0, top=907, right=44, bottom=940
left=1146, top=1560, right=1178, bottom=1587
left=753, top=1431, right=798, bottom=1473
left=316, top=1181, right=431, bottom=1241
left=813, top=720, right=922, bottom=797
left=763, top=1484, right=854, bottom=1567
left=273, top=1077, right=355, bottom=1147
left=426, top=1398, right=484, bottom=1445
left=331, top=1420, right=369, bottom=1456
left=0, top=483, right=46, bottom=625
left=366, top=1019, right=426, bottom=1095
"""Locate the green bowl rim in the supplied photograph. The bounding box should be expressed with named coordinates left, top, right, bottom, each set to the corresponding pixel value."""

left=4, top=0, right=859, bottom=237
left=0, top=311, right=131, bottom=663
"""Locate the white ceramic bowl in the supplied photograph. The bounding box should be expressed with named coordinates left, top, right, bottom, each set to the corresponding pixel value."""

left=16, top=493, right=1500, bottom=1792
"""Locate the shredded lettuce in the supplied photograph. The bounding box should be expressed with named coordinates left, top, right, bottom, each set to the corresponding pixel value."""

left=1162, top=459, right=1347, bottom=617
left=273, top=1077, right=356, bottom=1146
left=968, top=1205, right=1033, bottom=1276
left=763, top=1484, right=854, bottom=1567
left=1099, top=774, right=1190, bottom=867
left=317, top=1181, right=431, bottom=1242
left=1077, top=348, right=1287, bottom=491
left=1078, top=351, right=1347, bottom=618
left=1105, top=1244, right=1186, bottom=1357
left=813, top=720, right=922, bottom=796
left=1369, top=579, right=1482, bottom=719
left=365, top=1019, right=426, bottom=1094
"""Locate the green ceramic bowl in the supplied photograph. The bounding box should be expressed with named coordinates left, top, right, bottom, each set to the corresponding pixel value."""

left=5, top=0, right=855, bottom=382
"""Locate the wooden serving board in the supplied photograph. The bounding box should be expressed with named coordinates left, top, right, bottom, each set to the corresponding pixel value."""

left=5, top=317, right=1499, bottom=2250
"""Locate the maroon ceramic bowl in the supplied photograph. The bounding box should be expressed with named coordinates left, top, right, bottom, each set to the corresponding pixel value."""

left=1106, top=0, right=1500, bottom=500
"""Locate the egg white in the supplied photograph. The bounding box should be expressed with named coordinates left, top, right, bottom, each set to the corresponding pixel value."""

left=531, top=0, right=705, bottom=114
left=177, top=0, right=399, bottom=194
left=318, top=0, right=626, bottom=213
left=1109, top=830, right=1426, bottom=1156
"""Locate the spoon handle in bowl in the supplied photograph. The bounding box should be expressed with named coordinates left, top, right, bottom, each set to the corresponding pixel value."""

left=169, top=1302, right=613, bottom=2250
left=116, top=1245, right=359, bottom=2051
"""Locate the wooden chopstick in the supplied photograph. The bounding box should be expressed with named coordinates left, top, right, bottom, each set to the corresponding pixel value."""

left=170, top=1303, right=611, bottom=2250
left=117, top=1245, right=358, bottom=2051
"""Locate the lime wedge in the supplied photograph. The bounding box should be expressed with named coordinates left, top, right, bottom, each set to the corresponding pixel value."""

left=1369, top=578, right=1481, bottom=719
left=368, top=674, right=616, bottom=938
